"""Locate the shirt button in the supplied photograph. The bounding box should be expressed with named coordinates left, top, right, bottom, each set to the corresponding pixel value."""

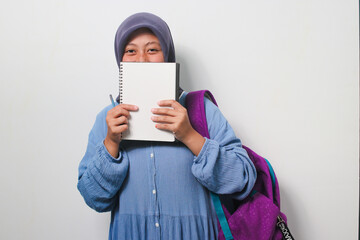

left=152, top=189, right=156, bottom=194
left=155, top=222, right=159, bottom=227
left=150, top=153, right=154, bottom=158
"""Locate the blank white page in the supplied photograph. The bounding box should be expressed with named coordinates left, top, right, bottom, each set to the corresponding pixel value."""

left=120, top=62, right=179, bottom=142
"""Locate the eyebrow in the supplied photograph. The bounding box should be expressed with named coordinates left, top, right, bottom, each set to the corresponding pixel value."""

left=145, top=41, right=161, bottom=46
left=125, top=41, right=161, bottom=47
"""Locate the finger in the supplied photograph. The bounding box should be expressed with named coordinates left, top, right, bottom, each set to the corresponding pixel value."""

left=155, top=123, right=174, bottom=132
left=157, top=100, right=182, bottom=110
left=151, top=107, right=177, bottom=116
left=151, top=115, right=174, bottom=123
left=112, top=124, right=128, bottom=134
left=113, top=116, right=128, bottom=126
left=119, top=104, right=139, bottom=111
left=111, top=107, right=130, bottom=118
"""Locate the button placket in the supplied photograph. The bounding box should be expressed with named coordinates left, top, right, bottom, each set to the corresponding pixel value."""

left=151, top=150, right=157, bottom=198
left=150, top=144, right=161, bottom=235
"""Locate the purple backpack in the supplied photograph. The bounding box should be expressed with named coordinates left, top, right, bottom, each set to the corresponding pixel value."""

left=185, top=90, right=294, bottom=240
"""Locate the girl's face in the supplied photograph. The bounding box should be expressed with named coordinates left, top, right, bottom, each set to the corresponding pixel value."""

left=122, top=28, right=165, bottom=62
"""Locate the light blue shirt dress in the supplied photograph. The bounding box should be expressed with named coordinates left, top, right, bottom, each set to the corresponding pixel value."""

left=77, top=91, right=257, bottom=240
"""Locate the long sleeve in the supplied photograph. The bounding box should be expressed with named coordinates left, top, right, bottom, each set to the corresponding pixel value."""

left=77, top=105, right=129, bottom=212
left=191, top=98, right=257, bottom=200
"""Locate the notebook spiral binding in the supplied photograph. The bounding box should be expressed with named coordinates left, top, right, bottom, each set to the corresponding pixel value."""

left=119, top=63, right=124, bottom=139
left=119, top=63, right=123, bottom=104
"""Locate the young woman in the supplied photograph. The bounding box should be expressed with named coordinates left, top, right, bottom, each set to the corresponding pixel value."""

left=77, top=12, right=257, bottom=240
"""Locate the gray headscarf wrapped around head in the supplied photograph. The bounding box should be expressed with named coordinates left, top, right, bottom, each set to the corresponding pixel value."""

left=114, top=12, right=176, bottom=66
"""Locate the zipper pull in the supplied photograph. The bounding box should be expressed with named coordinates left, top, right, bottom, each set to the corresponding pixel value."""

left=276, top=215, right=295, bottom=240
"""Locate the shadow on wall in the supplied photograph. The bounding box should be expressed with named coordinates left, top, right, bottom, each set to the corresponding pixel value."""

left=176, top=47, right=215, bottom=92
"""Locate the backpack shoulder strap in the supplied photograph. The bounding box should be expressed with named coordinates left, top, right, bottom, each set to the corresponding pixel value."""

left=185, top=90, right=218, bottom=139
left=185, top=90, right=234, bottom=240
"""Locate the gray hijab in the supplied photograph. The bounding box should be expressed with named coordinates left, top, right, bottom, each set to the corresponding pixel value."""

left=114, top=12, right=176, bottom=67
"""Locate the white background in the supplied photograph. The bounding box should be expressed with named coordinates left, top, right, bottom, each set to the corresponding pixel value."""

left=0, top=0, right=358, bottom=239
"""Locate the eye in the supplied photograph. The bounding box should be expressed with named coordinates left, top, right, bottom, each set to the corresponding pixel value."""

left=125, top=49, right=136, bottom=54
left=124, top=42, right=139, bottom=55
left=148, top=48, right=160, bottom=53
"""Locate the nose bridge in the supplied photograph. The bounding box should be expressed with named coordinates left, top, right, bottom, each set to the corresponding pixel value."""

left=137, top=50, right=148, bottom=62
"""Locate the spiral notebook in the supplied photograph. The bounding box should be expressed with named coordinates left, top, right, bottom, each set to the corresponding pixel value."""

left=119, top=62, right=180, bottom=142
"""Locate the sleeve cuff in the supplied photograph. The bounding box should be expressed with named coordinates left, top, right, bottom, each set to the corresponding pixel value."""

left=193, top=137, right=211, bottom=163
left=100, top=140, right=122, bottom=162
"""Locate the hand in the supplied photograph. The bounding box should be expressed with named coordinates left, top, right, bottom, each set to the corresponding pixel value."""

left=151, top=100, right=205, bottom=156
left=104, top=104, right=138, bottom=158
left=151, top=100, right=193, bottom=142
